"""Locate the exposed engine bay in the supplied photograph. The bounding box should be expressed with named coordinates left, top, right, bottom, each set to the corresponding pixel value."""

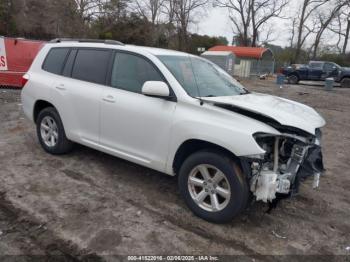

left=211, top=100, right=325, bottom=203
left=247, top=129, right=324, bottom=203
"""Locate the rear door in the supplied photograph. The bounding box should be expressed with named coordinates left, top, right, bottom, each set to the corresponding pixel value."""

left=308, top=62, right=323, bottom=80
left=51, top=48, right=112, bottom=143
left=100, top=51, right=176, bottom=171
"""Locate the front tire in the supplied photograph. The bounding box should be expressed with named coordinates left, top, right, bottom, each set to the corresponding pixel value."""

left=178, top=150, right=249, bottom=223
left=340, top=77, right=350, bottom=88
left=36, top=107, right=73, bottom=155
left=288, top=74, right=299, bottom=85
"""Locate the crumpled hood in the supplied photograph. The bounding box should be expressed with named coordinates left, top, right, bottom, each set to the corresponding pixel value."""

left=202, top=93, right=326, bottom=135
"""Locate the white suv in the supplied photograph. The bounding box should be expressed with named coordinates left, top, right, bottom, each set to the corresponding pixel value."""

left=21, top=39, right=326, bottom=223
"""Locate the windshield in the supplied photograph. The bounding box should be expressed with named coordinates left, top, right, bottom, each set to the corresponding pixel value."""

left=157, top=55, right=247, bottom=97
left=334, top=63, right=341, bottom=69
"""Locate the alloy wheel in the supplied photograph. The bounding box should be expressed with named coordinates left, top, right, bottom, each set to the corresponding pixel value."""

left=40, top=116, right=58, bottom=147
left=289, top=75, right=298, bottom=84
left=187, top=164, right=231, bottom=212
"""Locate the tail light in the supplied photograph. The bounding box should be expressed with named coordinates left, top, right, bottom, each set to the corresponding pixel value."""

left=21, top=74, right=29, bottom=87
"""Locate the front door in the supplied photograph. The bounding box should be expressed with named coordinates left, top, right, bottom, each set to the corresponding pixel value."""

left=322, top=62, right=339, bottom=80
left=100, top=52, right=176, bottom=171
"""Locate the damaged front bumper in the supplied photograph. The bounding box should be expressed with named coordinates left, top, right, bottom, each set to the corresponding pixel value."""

left=244, top=130, right=324, bottom=203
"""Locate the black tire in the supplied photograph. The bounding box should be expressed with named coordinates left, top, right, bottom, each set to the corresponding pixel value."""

left=178, top=150, right=249, bottom=223
left=340, top=78, right=350, bottom=88
left=36, top=107, right=73, bottom=155
left=288, top=74, right=299, bottom=85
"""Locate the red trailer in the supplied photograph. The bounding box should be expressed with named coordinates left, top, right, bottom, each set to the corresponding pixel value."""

left=0, top=37, right=45, bottom=88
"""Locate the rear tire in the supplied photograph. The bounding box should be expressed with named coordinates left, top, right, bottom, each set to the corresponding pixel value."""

left=178, top=150, right=249, bottom=223
left=340, top=77, right=350, bottom=88
left=288, top=74, right=299, bottom=85
left=36, top=107, right=73, bottom=155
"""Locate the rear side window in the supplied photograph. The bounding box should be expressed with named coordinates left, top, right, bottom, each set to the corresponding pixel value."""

left=309, top=63, right=323, bottom=69
left=62, top=49, right=77, bottom=77
left=42, top=48, right=70, bottom=75
left=72, top=49, right=111, bottom=85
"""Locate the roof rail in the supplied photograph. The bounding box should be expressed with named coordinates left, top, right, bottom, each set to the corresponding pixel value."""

left=50, top=38, right=124, bottom=46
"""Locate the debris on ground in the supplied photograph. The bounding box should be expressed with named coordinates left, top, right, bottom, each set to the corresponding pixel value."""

left=259, top=74, right=268, bottom=80
left=272, top=230, right=287, bottom=239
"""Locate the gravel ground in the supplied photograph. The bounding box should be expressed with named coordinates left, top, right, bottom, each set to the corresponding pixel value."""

left=0, top=80, right=349, bottom=261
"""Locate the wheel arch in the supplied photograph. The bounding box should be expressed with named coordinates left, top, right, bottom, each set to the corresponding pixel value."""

left=33, top=100, right=56, bottom=123
left=172, top=139, right=242, bottom=176
left=288, top=72, right=300, bottom=79
left=340, top=76, right=350, bottom=82
left=340, top=76, right=350, bottom=88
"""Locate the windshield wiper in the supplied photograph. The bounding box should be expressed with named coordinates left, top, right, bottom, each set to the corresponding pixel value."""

left=240, top=88, right=250, bottom=95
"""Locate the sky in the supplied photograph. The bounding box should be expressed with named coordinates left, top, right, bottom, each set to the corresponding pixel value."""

left=194, top=7, right=292, bottom=47
left=193, top=0, right=316, bottom=48
left=195, top=8, right=234, bottom=44
left=191, top=3, right=300, bottom=46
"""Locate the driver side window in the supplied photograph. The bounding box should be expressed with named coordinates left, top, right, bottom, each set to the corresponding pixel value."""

left=111, top=52, right=163, bottom=94
left=323, top=63, right=335, bottom=72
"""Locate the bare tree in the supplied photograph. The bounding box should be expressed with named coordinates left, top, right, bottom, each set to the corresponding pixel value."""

left=293, top=0, right=329, bottom=62
left=74, top=0, right=104, bottom=22
left=215, top=0, right=287, bottom=47
left=135, top=0, right=165, bottom=24
left=215, top=0, right=252, bottom=46
left=250, top=0, right=288, bottom=46
left=311, top=0, right=348, bottom=58
left=344, top=16, right=350, bottom=54
left=161, top=0, right=177, bottom=47
left=329, top=3, right=350, bottom=54
left=288, top=16, right=298, bottom=48
left=133, top=0, right=166, bottom=46
left=171, top=0, right=209, bottom=51
left=259, top=24, right=277, bottom=45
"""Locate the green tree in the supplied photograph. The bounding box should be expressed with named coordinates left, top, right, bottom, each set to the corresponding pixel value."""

left=94, top=12, right=153, bottom=46
left=188, top=34, right=228, bottom=54
left=0, top=0, right=16, bottom=36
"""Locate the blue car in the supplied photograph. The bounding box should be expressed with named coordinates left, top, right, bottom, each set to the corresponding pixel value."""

left=282, top=61, right=350, bottom=88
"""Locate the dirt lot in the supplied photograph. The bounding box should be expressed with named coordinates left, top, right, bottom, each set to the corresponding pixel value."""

left=0, top=80, right=349, bottom=260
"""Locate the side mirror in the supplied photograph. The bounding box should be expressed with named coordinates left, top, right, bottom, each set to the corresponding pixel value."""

left=142, top=81, right=170, bottom=98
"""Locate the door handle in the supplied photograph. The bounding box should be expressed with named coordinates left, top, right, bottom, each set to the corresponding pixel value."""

left=55, top=84, right=66, bottom=91
left=103, top=95, right=116, bottom=103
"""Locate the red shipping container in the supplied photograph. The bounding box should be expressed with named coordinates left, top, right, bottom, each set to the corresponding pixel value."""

left=0, top=37, right=45, bottom=88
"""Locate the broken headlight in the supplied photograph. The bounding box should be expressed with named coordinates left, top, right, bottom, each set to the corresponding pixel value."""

left=249, top=132, right=321, bottom=202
